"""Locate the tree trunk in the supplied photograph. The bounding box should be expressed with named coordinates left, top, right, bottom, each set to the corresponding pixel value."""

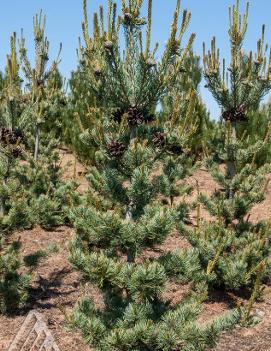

left=34, top=125, right=40, bottom=161
left=126, top=127, right=137, bottom=263
left=227, top=121, right=237, bottom=199
left=126, top=201, right=135, bottom=263
left=0, top=200, right=4, bottom=217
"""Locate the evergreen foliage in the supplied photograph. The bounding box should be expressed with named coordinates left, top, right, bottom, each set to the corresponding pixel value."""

left=161, top=51, right=213, bottom=157
left=62, top=4, right=210, bottom=163
left=69, top=1, right=241, bottom=349
left=238, top=102, right=271, bottom=165
left=1, top=0, right=271, bottom=343
left=0, top=236, right=30, bottom=313
left=19, top=11, right=63, bottom=160
left=0, top=12, right=79, bottom=233
left=0, top=12, right=77, bottom=313
left=183, top=0, right=271, bottom=310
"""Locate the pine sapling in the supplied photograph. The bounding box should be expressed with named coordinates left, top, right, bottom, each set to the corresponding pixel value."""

left=69, top=1, right=241, bottom=350
left=184, top=0, right=271, bottom=299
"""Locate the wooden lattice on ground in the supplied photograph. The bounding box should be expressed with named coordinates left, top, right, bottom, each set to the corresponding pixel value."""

left=8, top=311, right=60, bottom=351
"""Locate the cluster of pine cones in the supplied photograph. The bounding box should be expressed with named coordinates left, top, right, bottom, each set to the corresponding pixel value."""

left=152, top=131, right=183, bottom=155
left=113, top=106, right=154, bottom=126
left=0, top=127, right=24, bottom=145
left=107, top=140, right=126, bottom=158
left=0, top=127, right=24, bottom=158
left=106, top=132, right=183, bottom=159
left=222, top=105, right=247, bottom=122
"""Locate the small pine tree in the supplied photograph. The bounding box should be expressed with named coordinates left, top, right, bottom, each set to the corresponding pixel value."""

left=185, top=0, right=271, bottom=303
left=69, top=1, right=240, bottom=350
left=19, top=11, right=62, bottom=161
left=63, top=5, right=211, bottom=164
left=0, top=33, right=27, bottom=220
left=0, top=20, right=79, bottom=232
left=0, top=32, right=32, bottom=305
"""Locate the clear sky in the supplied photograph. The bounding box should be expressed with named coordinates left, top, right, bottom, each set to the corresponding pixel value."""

left=0, top=0, right=270, bottom=118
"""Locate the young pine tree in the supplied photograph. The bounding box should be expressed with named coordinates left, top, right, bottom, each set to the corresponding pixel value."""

left=0, top=35, right=31, bottom=312
left=186, top=0, right=271, bottom=308
left=0, top=33, right=30, bottom=225
left=69, top=1, right=240, bottom=350
left=19, top=11, right=62, bottom=161
left=0, top=17, right=79, bottom=232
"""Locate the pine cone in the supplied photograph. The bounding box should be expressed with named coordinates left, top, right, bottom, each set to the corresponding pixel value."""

left=11, top=146, right=22, bottom=158
left=153, top=132, right=166, bottom=149
left=0, top=127, right=24, bottom=146
left=13, top=129, right=24, bottom=143
left=107, top=140, right=126, bottom=157
left=127, top=106, right=144, bottom=126
left=222, top=105, right=247, bottom=122
left=0, top=127, right=10, bottom=145
left=113, top=107, right=154, bottom=125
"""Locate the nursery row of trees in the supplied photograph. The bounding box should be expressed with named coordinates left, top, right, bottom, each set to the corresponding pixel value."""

left=1, top=0, right=271, bottom=350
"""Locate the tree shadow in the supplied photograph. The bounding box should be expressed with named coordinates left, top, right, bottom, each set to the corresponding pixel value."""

left=207, top=288, right=240, bottom=309
left=6, top=266, right=78, bottom=316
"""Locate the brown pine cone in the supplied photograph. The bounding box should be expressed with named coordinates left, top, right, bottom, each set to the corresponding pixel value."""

left=127, top=106, right=144, bottom=126
left=11, top=146, right=22, bottom=158
left=107, top=140, right=126, bottom=157
left=222, top=105, right=247, bottom=122
left=153, top=132, right=166, bottom=149
left=0, top=127, right=24, bottom=146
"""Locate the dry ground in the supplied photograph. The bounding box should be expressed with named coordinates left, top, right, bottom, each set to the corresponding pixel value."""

left=1, top=150, right=271, bottom=351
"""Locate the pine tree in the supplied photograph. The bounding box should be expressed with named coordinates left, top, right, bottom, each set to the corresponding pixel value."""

left=0, top=38, right=31, bottom=310
left=63, top=2, right=211, bottom=164
left=0, top=33, right=27, bottom=220
left=69, top=1, right=240, bottom=349
left=185, top=0, right=271, bottom=306
left=19, top=11, right=62, bottom=161
left=0, top=18, right=79, bottom=232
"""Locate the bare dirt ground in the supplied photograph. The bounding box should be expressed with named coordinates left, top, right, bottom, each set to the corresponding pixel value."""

left=0, top=226, right=91, bottom=351
left=1, top=152, right=271, bottom=351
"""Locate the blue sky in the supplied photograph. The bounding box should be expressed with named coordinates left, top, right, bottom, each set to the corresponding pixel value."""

left=0, top=0, right=270, bottom=118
